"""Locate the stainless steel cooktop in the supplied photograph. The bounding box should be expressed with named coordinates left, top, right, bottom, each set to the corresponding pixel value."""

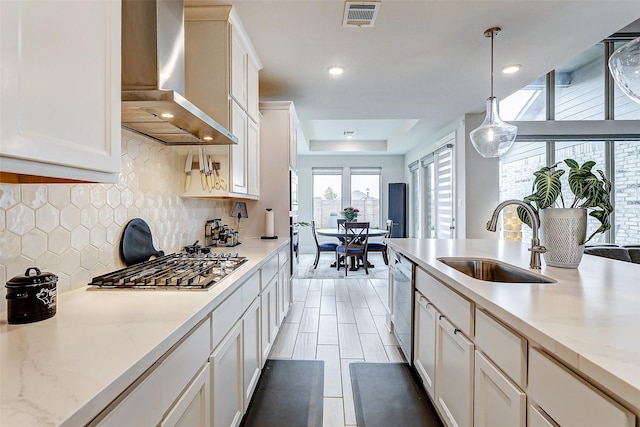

left=88, top=252, right=247, bottom=290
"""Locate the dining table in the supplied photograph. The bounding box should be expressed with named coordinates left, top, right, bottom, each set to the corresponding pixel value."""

left=316, top=227, right=388, bottom=270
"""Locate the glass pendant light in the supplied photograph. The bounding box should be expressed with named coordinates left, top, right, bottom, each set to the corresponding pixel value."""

left=470, top=27, right=517, bottom=158
left=608, top=36, right=640, bottom=104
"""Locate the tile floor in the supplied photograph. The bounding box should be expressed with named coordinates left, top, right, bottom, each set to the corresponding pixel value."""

left=269, top=254, right=404, bottom=427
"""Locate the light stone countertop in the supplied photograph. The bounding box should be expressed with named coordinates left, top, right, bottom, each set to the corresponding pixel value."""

left=0, top=238, right=289, bottom=427
left=386, top=238, right=640, bottom=416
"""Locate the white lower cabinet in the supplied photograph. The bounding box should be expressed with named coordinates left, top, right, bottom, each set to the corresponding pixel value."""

left=243, top=299, right=261, bottom=410
left=413, top=291, right=438, bottom=399
left=473, top=350, right=526, bottom=427
left=528, top=404, right=559, bottom=427
left=408, top=258, right=636, bottom=427
left=277, top=263, right=291, bottom=325
left=211, top=321, right=244, bottom=427
left=528, top=348, right=635, bottom=427
left=435, top=315, right=474, bottom=427
left=160, top=364, right=211, bottom=427
left=92, top=320, right=211, bottom=427
left=260, top=276, right=278, bottom=363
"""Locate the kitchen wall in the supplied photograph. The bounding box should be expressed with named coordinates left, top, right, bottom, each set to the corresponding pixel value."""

left=0, top=130, right=232, bottom=313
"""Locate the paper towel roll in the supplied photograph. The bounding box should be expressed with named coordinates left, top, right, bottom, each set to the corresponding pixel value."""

left=265, top=209, right=275, bottom=237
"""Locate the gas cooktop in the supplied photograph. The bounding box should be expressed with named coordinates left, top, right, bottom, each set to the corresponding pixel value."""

left=88, top=252, right=247, bottom=290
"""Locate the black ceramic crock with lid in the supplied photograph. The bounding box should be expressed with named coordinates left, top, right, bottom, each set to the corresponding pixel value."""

left=5, top=267, right=58, bottom=324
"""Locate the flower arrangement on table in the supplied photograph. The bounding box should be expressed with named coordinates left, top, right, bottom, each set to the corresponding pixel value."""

left=342, top=207, right=360, bottom=222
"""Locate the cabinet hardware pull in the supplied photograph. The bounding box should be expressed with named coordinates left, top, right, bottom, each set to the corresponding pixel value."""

left=439, top=315, right=445, bottom=320
left=454, top=328, right=460, bottom=334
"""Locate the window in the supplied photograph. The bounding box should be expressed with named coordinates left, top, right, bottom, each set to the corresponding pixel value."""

left=500, top=77, right=546, bottom=121
left=499, top=141, right=546, bottom=242
left=555, top=141, right=607, bottom=243
left=555, top=44, right=605, bottom=120
left=409, top=162, right=420, bottom=237
left=614, top=141, right=640, bottom=245
left=498, top=35, right=640, bottom=246
left=312, top=167, right=342, bottom=228
left=420, top=142, right=454, bottom=238
left=613, top=41, right=640, bottom=121
left=350, top=168, right=381, bottom=228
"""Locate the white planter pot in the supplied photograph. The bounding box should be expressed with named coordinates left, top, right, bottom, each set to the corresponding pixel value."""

left=540, top=208, right=587, bottom=268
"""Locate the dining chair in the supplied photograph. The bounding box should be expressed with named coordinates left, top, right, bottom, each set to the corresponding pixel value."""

left=311, top=220, right=338, bottom=269
left=336, top=221, right=370, bottom=276
left=367, top=219, right=393, bottom=265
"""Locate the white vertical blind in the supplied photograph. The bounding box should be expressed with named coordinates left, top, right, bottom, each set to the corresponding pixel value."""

left=435, top=145, right=454, bottom=238
left=419, top=139, right=455, bottom=239
left=409, top=161, right=420, bottom=237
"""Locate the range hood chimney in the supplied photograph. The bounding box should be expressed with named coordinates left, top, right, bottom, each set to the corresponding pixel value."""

left=121, top=0, right=237, bottom=145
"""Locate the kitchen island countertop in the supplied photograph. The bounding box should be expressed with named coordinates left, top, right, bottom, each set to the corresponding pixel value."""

left=0, top=238, right=289, bottom=427
left=386, top=238, right=640, bottom=416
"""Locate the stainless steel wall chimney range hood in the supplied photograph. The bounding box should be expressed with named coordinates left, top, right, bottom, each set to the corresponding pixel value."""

left=121, top=0, right=237, bottom=145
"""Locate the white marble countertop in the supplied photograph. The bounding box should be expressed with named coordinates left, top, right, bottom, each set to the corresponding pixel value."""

left=0, top=238, right=289, bottom=427
left=386, top=238, right=640, bottom=415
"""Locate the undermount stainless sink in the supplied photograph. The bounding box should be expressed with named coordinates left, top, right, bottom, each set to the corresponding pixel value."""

left=437, top=257, right=556, bottom=284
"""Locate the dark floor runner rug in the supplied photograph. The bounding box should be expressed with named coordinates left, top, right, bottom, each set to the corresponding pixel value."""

left=350, top=362, right=443, bottom=427
left=241, top=359, right=324, bottom=427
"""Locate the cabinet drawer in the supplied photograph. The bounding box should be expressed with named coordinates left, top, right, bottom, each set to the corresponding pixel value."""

left=528, top=348, right=635, bottom=427
left=475, top=309, right=527, bottom=388
left=94, top=319, right=211, bottom=426
left=241, top=270, right=260, bottom=312
left=416, top=267, right=473, bottom=336
left=212, top=289, right=243, bottom=350
left=261, top=254, right=279, bottom=289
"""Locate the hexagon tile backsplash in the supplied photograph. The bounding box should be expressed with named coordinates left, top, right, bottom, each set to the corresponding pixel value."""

left=0, top=130, right=232, bottom=313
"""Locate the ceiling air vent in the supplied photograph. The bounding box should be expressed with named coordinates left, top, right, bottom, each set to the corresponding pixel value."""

left=342, top=2, right=381, bottom=28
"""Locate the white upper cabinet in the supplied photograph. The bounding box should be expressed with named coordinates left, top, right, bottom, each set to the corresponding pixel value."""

left=0, top=0, right=121, bottom=183
left=184, top=5, right=261, bottom=198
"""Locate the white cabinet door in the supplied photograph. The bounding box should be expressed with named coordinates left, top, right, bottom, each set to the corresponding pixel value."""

left=247, top=117, right=260, bottom=197
left=528, top=405, right=560, bottom=427
left=260, top=277, right=278, bottom=363
left=435, top=316, right=474, bottom=427
left=160, top=364, right=211, bottom=427
left=243, top=299, right=261, bottom=410
left=414, top=292, right=437, bottom=399
left=0, top=0, right=120, bottom=183
left=247, top=56, right=260, bottom=121
left=230, top=25, right=247, bottom=109
left=277, top=265, right=291, bottom=326
left=473, top=350, right=526, bottom=427
left=211, top=322, right=244, bottom=427
left=231, top=101, right=248, bottom=194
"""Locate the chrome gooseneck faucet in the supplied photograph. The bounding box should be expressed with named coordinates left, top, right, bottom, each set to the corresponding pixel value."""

left=486, top=200, right=547, bottom=269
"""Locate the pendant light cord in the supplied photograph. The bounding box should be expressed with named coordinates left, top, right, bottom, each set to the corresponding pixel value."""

left=490, top=31, right=495, bottom=98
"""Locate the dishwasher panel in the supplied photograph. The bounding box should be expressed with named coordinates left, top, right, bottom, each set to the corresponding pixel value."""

left=392, top=253, right=414, bottom=362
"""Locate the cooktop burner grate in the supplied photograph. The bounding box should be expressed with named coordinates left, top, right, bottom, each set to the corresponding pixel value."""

left=89, top=252, right=248, bottom=290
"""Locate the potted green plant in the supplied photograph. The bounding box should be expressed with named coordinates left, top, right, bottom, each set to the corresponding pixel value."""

left=518, top=159, right=613, bottom=268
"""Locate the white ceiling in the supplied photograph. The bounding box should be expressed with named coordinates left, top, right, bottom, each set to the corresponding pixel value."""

left=187, top=0, right=640, bottom=155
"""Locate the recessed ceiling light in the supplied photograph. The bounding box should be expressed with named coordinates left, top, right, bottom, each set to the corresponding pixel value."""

left=328, top=65, right=345, bottom=76
left=501, top=64, right=521, bottom=74
left=203, top=136, right=213, bottom=141
left=160, top=113, right=174, bottom=118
